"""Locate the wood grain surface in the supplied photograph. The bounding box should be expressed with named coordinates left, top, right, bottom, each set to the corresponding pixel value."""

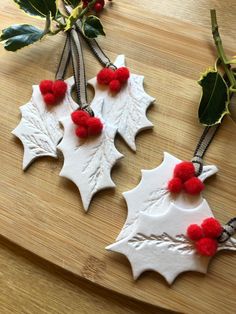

left=1, top=0, right=236, bottom=313
left=0, top=237, right=168, bottom=314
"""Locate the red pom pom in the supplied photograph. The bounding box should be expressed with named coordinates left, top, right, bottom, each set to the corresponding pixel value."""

left=187, top=224, right=203, bottom=241
left=87, top=117, right=103, bottom=136
left=71, top=110, right=90, bottom=126
left=43, top=93, right=56, bottom=105
left=184, top=177, right=204, bottom=195
left=201, top=217, right=223, bottom=238
left=115, top=67, right=130, bottom=83
left=39, top=80, right=53, bottom=95
left=52, top=80, right=67, bottom=99
left=97, top=68, right=115, bottom=85
left=174, top=161, right=195, bottom=182
left=195, top=237, right=218, bottom=256
left=75, top=126, right=88, bottom=138
left=168, top=177, right=183, bottom=193
left=109, top=79, right=122, bottom=93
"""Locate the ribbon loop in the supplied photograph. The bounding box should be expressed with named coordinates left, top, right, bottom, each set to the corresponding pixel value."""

left=193, top=125, right=220, bottom=176
left=218, top=218, right=236, bottom=242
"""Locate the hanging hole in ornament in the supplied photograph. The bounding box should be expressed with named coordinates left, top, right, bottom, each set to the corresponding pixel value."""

left=105, top=61, right=117, bottom=71
left=69, top=84, right=95, bottom=111
left=87, top=84, right=95, bottom=104
left=70, top=84, right=80, bottom=109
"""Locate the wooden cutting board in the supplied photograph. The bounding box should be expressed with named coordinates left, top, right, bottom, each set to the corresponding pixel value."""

left=1, top=0, right=236, bottom=312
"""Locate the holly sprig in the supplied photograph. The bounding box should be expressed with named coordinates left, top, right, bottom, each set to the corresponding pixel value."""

left=198, top=9, right=236, bottom=126
left=0, top=0, right=109, bottom=52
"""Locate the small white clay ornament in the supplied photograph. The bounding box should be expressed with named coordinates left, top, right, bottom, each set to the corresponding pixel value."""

left=12, top=78, right=77, bottom=170
left=106, top=152, right=236, bottom=284
left=58, top=102, right=123, bottom=211
left=90, top=55, right=155, bottom=151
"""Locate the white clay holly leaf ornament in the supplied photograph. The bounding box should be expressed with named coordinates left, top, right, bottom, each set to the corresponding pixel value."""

left=107, top=201, right=236, bottom=284
left=57, top=102, right=123, bottom=211
left=116, top=152, right=218, bottom=241
left=89, top=55, right=155, bottom=150
left=106, top=152, right=236, bottom=283
left=12, top=78, right=78, bottom=170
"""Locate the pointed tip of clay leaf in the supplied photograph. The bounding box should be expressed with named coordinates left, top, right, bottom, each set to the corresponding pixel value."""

left=105, top=244, right=113, bottom=251
left=114, top=54, right=126, bottom=68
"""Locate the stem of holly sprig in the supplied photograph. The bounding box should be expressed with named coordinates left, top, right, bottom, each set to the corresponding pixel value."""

left=43, top=14, right=51, bottom=35
left=52, top=0, right=100, bottom=35
left=211, top=9, right=236, bottom=91
left=79, top=0, right=98, bottom=19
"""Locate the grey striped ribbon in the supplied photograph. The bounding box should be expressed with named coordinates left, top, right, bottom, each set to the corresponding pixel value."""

left=191, top=125, right=220, bottom=176
left=65, top=4, right=116, bottom=69
left=55, top=33, right=71, bottom=81
left=218, top=218, right=236, bottom=243
left=69, top=28, right=88, bottom=109
left=54, top=26, right=93, bottom=114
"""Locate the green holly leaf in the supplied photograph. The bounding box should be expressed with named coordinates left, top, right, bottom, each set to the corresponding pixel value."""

left=198, top=67, right=230, bottom=126
left=13, top=0, right=57, bottom=18
left=0, top=24, right=44, bottom=51
left=82, top=15, right=105, bottom=39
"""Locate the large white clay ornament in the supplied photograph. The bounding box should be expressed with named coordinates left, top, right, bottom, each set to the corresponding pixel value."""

left=107, top=152, right=236, bottom=284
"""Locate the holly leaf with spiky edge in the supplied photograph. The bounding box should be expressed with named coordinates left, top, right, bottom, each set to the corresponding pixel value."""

left=57, top=103, right=123, bottom=211
left=89, top=55, right=155, bottom=151
left=0, top=24, right=45, bottom=51
left=13, top=0, right=57, bottom=18
left=198, top=67, right=230, bottom=126
left=12, top=77, right=78, bottom=170
left=115, top=152, right=218, bottom=242
left=82, top=15, right=105, bottom=39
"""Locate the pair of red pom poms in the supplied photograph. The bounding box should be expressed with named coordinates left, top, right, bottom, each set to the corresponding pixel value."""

left=39, top=80, right=67, bottom=106
left=71, top=110, right=103, bottom=139
left=97, top=67, right=130, bottom=93
left=168, top=161, right=204, bottom=195
left=187, top=218, right=223, bottom=256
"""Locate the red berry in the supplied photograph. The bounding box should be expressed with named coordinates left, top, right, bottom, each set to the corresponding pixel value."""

left=201, top=217, right=223, bottom=238
left=52, top=80, right=67, bottom=100
left=71, top=110, right=90, bottom=126
left=82, top=0, right=88, bottom=8
left=195, top=237, right=218, bottom=256
left=87, top=117, right=103, bottom=136
left=43, top=93, right=56, bottom=105
left=96, top=0, right=105, bottom=6
left=173, top=161, right=195, bottom=182
left=97, top=68, right=115, bottom=85
left=39, top=80, right=53, bottom=95
left=114, top=67, right=130, bottom=84
left=187, top=224, right=204, bottom=241
left=94, top=2, right=103, bottom=12
left=75, top=126, right=88, bottom=138
left=184, top=177, right=204, bottom=195
left=167, top=177, right=183, bottom=193
left=109, top=79, right=122, bottom=93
